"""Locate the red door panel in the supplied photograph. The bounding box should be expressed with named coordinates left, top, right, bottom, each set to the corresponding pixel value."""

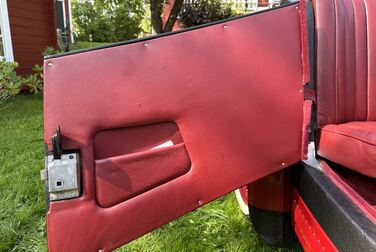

left=96, top=141, right=191, bottom=207
left=44, top=4, right=303, bottom=251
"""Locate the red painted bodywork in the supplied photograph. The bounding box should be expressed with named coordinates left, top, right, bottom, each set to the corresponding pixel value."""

left=249, top=169, right=293, bottom=212
left=292, top=189, right=338, bottom=252
left=44, top=4, right=304, bottom=251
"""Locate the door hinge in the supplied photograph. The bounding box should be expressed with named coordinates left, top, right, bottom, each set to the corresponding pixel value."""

left=41, top=125, right=81, bottom=201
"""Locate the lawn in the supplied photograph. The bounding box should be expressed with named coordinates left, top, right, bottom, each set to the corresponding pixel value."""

left=69, top=41, right=110, bottom=52
left=0, top=95, right=302, bottom=252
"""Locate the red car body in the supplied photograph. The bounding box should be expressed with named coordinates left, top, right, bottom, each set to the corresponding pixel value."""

left=42, top=0, right=376, bottom=251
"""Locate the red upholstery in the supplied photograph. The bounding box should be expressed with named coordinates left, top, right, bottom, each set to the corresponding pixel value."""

left=44, top=4, right=304, bottom=251
left=314, top=0, right=376, bottom=178
left=319, top=122, right=376, bottom=178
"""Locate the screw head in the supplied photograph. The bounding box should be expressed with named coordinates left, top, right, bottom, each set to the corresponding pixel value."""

left=223, top=25, right=229, bottom=29
left=144, top=42, right=149, bottom=47
left=198, top=200, right=203, bottom=205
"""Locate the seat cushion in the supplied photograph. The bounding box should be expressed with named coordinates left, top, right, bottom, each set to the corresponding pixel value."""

left=318, top=121, right=376, bottom=178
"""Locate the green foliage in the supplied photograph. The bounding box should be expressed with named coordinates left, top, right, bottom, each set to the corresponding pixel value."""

left=42, top=46, right=60, bottom=57
left=0, top=59, right=44, bottom=107
left=140, top=3, right=152, bottom=35
left=69, top=41, right=109, bottom=52
left=0, top=59, right=23, bottom=105
left=32, top=64, right=44, bottom=80
left=179, top=0, right=235, bottom=28
left=23, top=72, right=42, bottom=95
left=72, top=0, right=145, bottom=43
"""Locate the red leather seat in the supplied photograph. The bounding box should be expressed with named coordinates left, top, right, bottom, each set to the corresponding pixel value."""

left=313, top=0, right=376, bottom=178
left=319, top=122, right=376, bottom=178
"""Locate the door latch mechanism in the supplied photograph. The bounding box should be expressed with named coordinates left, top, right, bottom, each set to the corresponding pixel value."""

left=41, top=125, right=81, bottom=201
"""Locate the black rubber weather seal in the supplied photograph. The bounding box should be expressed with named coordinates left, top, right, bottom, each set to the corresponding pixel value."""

left=293, top=164, right=376, bottom=252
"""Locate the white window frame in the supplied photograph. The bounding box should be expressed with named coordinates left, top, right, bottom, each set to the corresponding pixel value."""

left=0, top=0, right=13, bottom=61
left=67, top=0, right=74, bottom=43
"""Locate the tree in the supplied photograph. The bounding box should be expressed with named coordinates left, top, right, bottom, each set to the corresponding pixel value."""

left=150, top=0, right=184, bottom=34
left=72, top=0, right=144, bottom=42
left=179, top=0, right=234, bottom=28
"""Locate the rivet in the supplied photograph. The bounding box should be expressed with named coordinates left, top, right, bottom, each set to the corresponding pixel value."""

left=198, top=200, right=203, bottom=205
left=144, top=42, right=149, bottom=47
left=223, top=25, right=229, bottom=29
left=296, top=6, right=299, bottom=9
left=299, top=89, right=304, bottom=93
left=281, top=162, right=286, bottom=166
left=47, top=62, right=53, bottom=67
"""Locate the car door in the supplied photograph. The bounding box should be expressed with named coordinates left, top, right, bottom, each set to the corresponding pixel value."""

left=43, top=2, right=306, bottom=251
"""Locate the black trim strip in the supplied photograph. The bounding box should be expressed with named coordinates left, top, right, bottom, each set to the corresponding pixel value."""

left=46, top=2, right=298, bottom=59
left=306, top=0, right=315, bottom=89
left=293, top=164, right=376, bottom=252
left=305, top=0, right=316, bottom=142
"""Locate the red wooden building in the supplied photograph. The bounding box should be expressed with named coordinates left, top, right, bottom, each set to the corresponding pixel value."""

left=0, top=0, right=73, bottom=74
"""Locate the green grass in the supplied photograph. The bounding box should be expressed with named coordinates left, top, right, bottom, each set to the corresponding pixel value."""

left=0, top=95, right=46, bottom=251
left=0, top=95, right=302, bottom=252
left=69, top=41, right=111, bottom=52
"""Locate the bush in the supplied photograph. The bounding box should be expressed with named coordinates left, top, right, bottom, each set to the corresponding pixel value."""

left=23, top=66, right=43, bottom=94
left=42, top=46, right=61, bottom=57
left=0, top=60, right=23, bottom=105
left=0, top=60, right=43, bottom=106
left=179, top=0, right=234, bottom=28
left=72, top=0, right=145, bottom=43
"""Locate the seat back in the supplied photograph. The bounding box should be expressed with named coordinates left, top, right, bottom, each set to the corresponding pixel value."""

left=313, top=0, right=376, bottom=128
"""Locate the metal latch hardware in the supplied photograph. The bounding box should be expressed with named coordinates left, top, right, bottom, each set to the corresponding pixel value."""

left=41, top=125, right=81, bottom=201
